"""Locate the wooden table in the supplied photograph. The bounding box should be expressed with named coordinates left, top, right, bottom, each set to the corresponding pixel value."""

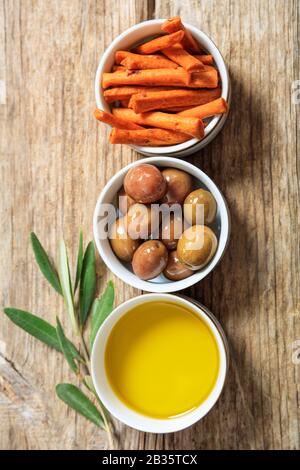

left=0, top=0, right=299, bottom=450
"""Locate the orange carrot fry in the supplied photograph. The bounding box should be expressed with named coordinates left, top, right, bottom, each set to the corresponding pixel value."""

left=135, top=30, right=185, bottom=54
left=162, top=44, right=204, bottom=71
left=112, top=64, right=126, bottom=72
left=128, top=88, right=221, bottom=113
left=181, top=29, right=202, bottom=53
left=161, top=16, right=202, bottom=53
left=112, top=108, right=204, bottom=139
left=102, top=68, right=191, bottom=88
left=103, top=86, right=177, bottom=103
left=104, top=86, right=146, bottom=103
left=121, top=53, right=178, bottom=70
left=161, top=17, right=183, bottom=34
left=188, top=66, right=219, bottom=88
left=161, top=105, right=196, bottom=113
left=115, top=51, right=130, bottom=64
left=178, top=97, right=228, bottom=118
left=194, top=55, right=214, bottom=65
left=116, top=50, right=179, bottom=67
left=94, top=109, right=143, bottom=130
left=109, top=127, right=190, bottom=146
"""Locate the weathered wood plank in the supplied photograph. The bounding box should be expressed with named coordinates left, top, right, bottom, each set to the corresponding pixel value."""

left=0, top=0, right=299, bottom=450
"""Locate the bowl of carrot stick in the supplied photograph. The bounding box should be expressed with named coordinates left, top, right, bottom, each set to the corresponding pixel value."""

left=95, top=17, right=230, bottom=157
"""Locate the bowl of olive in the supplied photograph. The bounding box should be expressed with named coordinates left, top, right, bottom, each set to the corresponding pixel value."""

left=93, top=157, right=230, bottom=293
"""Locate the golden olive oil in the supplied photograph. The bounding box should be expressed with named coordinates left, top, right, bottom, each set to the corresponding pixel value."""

left=105, top=301, right=219, bottom=419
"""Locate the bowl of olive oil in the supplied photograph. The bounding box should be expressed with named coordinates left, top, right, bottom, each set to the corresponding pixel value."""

left=91, top=294, right=228, bottom=433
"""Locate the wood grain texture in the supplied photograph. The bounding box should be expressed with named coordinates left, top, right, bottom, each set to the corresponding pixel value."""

left=0, top=0, right=299, bottom=450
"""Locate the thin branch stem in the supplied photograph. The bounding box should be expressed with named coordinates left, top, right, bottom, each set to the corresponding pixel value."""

left=75, top=316, right=115, bottom=449
left=78, top=329, right=90, bottom=364
left=80, top=372, right=115, bottom=450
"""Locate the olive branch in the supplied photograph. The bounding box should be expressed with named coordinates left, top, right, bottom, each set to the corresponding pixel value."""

left=3, top=232, right=115, bottom=449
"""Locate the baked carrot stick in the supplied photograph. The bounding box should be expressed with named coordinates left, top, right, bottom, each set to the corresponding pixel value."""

left=162, top=44, right=204, bottom=71
left=194, top=55, right=214, bottom=65
left=159, top=107, right=218, bottom=117
left=135, top=30, right=185, bottom=54
left=161, top=16, right=202, bottom=53
left=161, top=16, right=183, bottom=33
left=128, top=87, right=221, bottom=113
left=103, top=86, right=177, bottom=103
left=115, top=51, right=130, bottom=64
left=178, top=97, right=228, bottom=118
left=188, top=66, right=219, bottom=88
left=94, top=109, right=144, bottom=130
left=116, top=50, right=179, bottom=67
left=112, top=65, right=126, bottom=72
left=102, top=68, right=191, bottom=88
left=109, top=128, right=191, bottom=146
left=112, top=108, right=204, bottom=139
left=162, top=105, right=197, bottom=113
left=121, top=53, right=179, bottom=70
left=181, top=30, right=202, bottom=53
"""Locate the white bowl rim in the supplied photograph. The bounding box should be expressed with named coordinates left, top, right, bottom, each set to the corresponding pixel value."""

left=95, top=18, right=230, bottom=155
left=91, top=293, right=228, bottom=433
left=93, top=156, right=230, bottom=293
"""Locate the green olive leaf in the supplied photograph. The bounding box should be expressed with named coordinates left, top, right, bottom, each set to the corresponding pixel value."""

left=89, top=281, right=114, bottom=349
left=79, top=242, right=96, bottom=326
left=74, top=231, right=84, bottom=292
left=68, top=341, right=83, bottom=363
left=3, top=308, right=80, bottom=358
left=30, top=232, right=62, bottom=296
left=57, top=240, right=77, bottom=333
left=56, top=317, right=78, bottom=373
left=56, top=383, right=104, bottom=428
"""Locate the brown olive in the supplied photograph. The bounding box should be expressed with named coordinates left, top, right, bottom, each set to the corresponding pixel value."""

left=184, top=188, right=217, bottom=225
left=160, top=213, right=184, bottom=250
left=163, top=250, right=193, bottom=281
left=177, top=225, right=218, bottom=270
left=161, top=168, right=193, bottom=205
left=132, top=240, right=168, bottom=280
left=126, top=203, right=159, bottom=239
left=118, top=186, right=135, bottom=215
left=124, top=164, right=167, bottom=203
left=109, top=218, right=140, bottom=262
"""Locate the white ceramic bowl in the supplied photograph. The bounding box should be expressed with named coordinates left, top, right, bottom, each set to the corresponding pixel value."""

left=91, top=293, right=228, bottom=433
left=95, top=19, right=231, bottom=157
left=93, top=156, right=230, bottom=293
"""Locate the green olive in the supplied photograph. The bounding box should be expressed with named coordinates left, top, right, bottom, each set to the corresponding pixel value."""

left=118, top=186, right=135, bottom=215
left=160, top=213, right=184, bottom=250
left=184, top=189, right=217, bottom=225
left=132, top=240, right=168, bottom=280
left=161, top=168, right=193, bottom=205
left=126, top=203, right=159, bottom=239
left=163, top=250, right=193, bottom=281
left=124, top=164, right=167, bottom=203
left=109, top=218, right=140, bottom=262
left=177, top=225, right=218, bottom=270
